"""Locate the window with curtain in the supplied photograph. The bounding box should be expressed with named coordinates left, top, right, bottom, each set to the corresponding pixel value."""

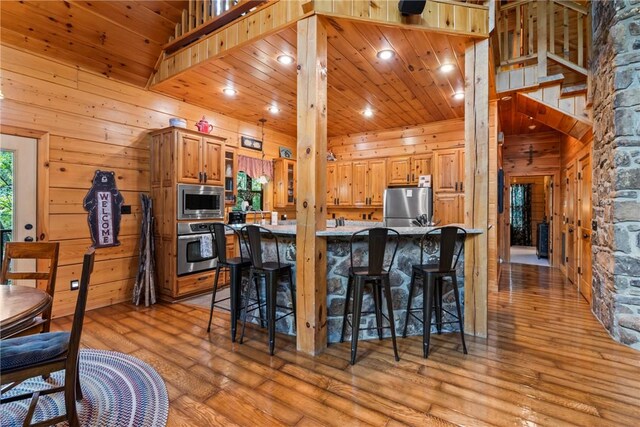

left=236, top=171, right=263, bottom=211
left=511, top=184, right=532, bottom=246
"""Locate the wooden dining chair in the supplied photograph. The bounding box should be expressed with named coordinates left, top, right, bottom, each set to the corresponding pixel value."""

left=0, top=248, right=95, bottom=427
left=0, top=242, right=60, bottom=336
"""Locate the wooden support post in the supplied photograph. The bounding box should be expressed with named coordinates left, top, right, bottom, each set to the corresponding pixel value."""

left=296, top=15, right=328, bottom=355
left=537, top=0, right=548, bottom=77
left=464, top=39, right=489, bottom=338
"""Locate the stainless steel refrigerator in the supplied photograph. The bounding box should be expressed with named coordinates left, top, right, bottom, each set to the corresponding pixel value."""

left=383, top=187, right=433, bottom=227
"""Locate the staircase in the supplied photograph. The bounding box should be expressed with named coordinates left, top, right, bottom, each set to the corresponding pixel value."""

left=494, top=0, right=592, bottom=140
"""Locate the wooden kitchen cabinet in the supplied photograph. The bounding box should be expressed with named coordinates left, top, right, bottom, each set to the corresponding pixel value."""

left=327, top=161, right=353, bottom=206
left=177, top=130, right=223, bottom=185
left=434, top=193, right=464, bottom=224
left=353, top=159, right=386, bottom=206
left=274, top=158, right=296, bottom=208
left=434, top=148, right=464, bottom=193
left=150, top=127, right=227, bottom=302
left=387, top=154, right=432, bottom=186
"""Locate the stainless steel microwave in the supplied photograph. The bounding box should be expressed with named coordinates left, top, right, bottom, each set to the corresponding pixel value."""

left=177, top=184, right=224, bottom=220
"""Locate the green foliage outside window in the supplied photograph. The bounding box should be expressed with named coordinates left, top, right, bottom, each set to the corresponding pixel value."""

left=0, top=151, right=13, bottom=230
left=235, top=171, right=262, bottom=211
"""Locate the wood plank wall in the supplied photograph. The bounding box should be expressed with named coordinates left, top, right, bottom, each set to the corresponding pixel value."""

left=0, top=44, right=296, bottom=318
left=328, top=118, right=465, bottom=161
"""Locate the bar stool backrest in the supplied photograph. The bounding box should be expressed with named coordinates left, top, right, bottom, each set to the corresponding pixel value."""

left=211, top=223, right=245, bottom=263
left=419, top=226, right=467, bottom=272
left=350, top=227, right=400, bottom=275
left=241, top=225, right=281, bottom=269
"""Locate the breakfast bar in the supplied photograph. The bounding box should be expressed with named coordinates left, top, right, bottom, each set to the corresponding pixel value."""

left=239, top=223, right=482, bottom=345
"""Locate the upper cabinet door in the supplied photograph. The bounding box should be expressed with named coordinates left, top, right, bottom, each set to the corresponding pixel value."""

left=161, top=132, right=173, bottom=187
left=352, top=161, right=368, bottom=206
left=411, top=155, right=432, bottom=185
left=177, top=132, right=202, bottom=184
left=387, top=157, right=411, bottom=186
left=368, top=159, right=386, bottom=206
left=336, top=162, right=353, bottom=205
left=327, top=163, right=338, bottom=206
left=202, top=137, right=223, bottom=184
left=151, top=134, right=162, bottom=187
left=434, top=149, right=460, bottom=193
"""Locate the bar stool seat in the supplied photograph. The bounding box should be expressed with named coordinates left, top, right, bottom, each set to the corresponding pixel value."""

left=340, top=227, right=401, bottom=365
left=207, top=223, right=251, bottom=342
left=403, top=226, right=468, bottom=358
left=239, top=225, right=296, bottom=355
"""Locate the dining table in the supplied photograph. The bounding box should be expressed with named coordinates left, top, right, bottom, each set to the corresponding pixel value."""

left=0, top=284, right=52, bottom=338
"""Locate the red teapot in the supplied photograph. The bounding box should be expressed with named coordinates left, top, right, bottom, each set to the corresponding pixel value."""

left=195, top=116, right=213, bottom=133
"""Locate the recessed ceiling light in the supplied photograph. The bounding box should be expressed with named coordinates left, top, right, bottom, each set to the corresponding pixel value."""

left=528, top=124, right=537, bottom=130
left=268, top=105, right=280, bottom=114
left=363, top=108, right=374, bottom=117
left=440, top=63, right=455, bottom=73
left=222, top=87, right=237, bottom=96
left=277, top=54, right=294, bottom=65
left=376, top=49, right=395, bottom=60
left=453, top=91, right=465, bottom=100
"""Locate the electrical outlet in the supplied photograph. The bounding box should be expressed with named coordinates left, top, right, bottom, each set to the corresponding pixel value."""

left=70, top=279, right=79, bottom=291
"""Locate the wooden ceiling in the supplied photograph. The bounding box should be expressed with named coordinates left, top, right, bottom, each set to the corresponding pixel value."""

left=152, top=17, right=470, bottom=137
left=0, top=0, right=188, bottom=87
left=498, top=96, right=555, bottom=136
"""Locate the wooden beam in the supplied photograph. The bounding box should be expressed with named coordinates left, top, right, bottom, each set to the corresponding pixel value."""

left=295, top=15, right=328, bottom=355
left=537, top=0, right=548, bottom=77
left=464, top=39, right=489, bottom=338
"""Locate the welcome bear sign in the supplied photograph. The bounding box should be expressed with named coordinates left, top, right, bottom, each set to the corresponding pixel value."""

left=83, top=170, right=124, bottom=248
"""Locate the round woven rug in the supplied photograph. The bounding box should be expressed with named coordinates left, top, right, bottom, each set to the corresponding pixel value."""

left=0, top=349, right=169, bottom=427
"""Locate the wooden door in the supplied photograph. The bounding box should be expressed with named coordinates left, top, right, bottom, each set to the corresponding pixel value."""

left=434, top=149, right=460, bottom=193
left=368, top=160, right=386, bottom=206
left=434, top=193, right=459, bottom=225
left=565, top=164, right=577, bottom=284
left=274, top=159, right=285, bottom=208
left=336, top=162, right=352, bottom=205
left=352, top=161, right=367, bottom=206
left=202, top=137, right=222, bottom=184
left=411, top=155, right=432, bottom=185
left=458, top=149, right=465, bottom=193
left=327, top=163, right=338, bottom=206
left=177, top=132, right=202, bottom=184
left=578, top=154, right=592, bottom=302
left=387, top=157, right=410, bottom=186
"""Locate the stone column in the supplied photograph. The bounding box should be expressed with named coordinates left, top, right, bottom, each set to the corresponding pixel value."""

left=591, top=0, right=640, bottom=349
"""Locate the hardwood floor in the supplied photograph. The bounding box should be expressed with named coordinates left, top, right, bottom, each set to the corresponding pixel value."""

left=52, top=263, right=640, bottom=426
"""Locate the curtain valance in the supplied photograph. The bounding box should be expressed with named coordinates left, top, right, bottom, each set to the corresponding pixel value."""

left=238, top=155, right=273, bottom=180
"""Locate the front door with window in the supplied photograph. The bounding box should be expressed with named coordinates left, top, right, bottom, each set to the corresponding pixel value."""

left=0, top=134, right=37, bottom=285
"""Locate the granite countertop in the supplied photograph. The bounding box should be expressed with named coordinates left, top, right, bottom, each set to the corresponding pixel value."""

left=254, top=224, right=483, bottom=236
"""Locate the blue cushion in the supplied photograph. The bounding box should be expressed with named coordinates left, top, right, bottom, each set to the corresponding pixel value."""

left=0, top=332, right=70, bottom=371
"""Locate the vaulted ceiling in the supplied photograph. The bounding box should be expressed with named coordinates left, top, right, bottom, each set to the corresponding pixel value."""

left=1, top=0, right=472, bottom=137
left=0, top=1, right=188, bottom=87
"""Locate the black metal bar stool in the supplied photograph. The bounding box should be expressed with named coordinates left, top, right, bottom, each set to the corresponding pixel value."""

left=206, top=223, right=251, bottom=342
left=239, top=225, right=296, bottom=355
left=340, top=227, right=400, bottom=365
left=403, top=226, right=467, bottom=358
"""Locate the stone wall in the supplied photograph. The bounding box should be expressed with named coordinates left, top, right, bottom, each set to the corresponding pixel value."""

left=241, top=233, right=465, bottom=344
left=591, top=0, right=640, bottom=350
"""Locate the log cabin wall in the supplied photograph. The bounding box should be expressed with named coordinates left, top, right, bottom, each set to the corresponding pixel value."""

left=0, top=44, right=296, bottom=318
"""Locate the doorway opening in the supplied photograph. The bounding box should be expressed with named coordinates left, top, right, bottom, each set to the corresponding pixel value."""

left=509, top=175, right=553, bottom=267
left=0, top=134, right=38, bottom=285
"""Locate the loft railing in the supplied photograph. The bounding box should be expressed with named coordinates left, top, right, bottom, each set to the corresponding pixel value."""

left=165, top=0, right=267, bottom=55
left=496, top=0, right=591, bottom=79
